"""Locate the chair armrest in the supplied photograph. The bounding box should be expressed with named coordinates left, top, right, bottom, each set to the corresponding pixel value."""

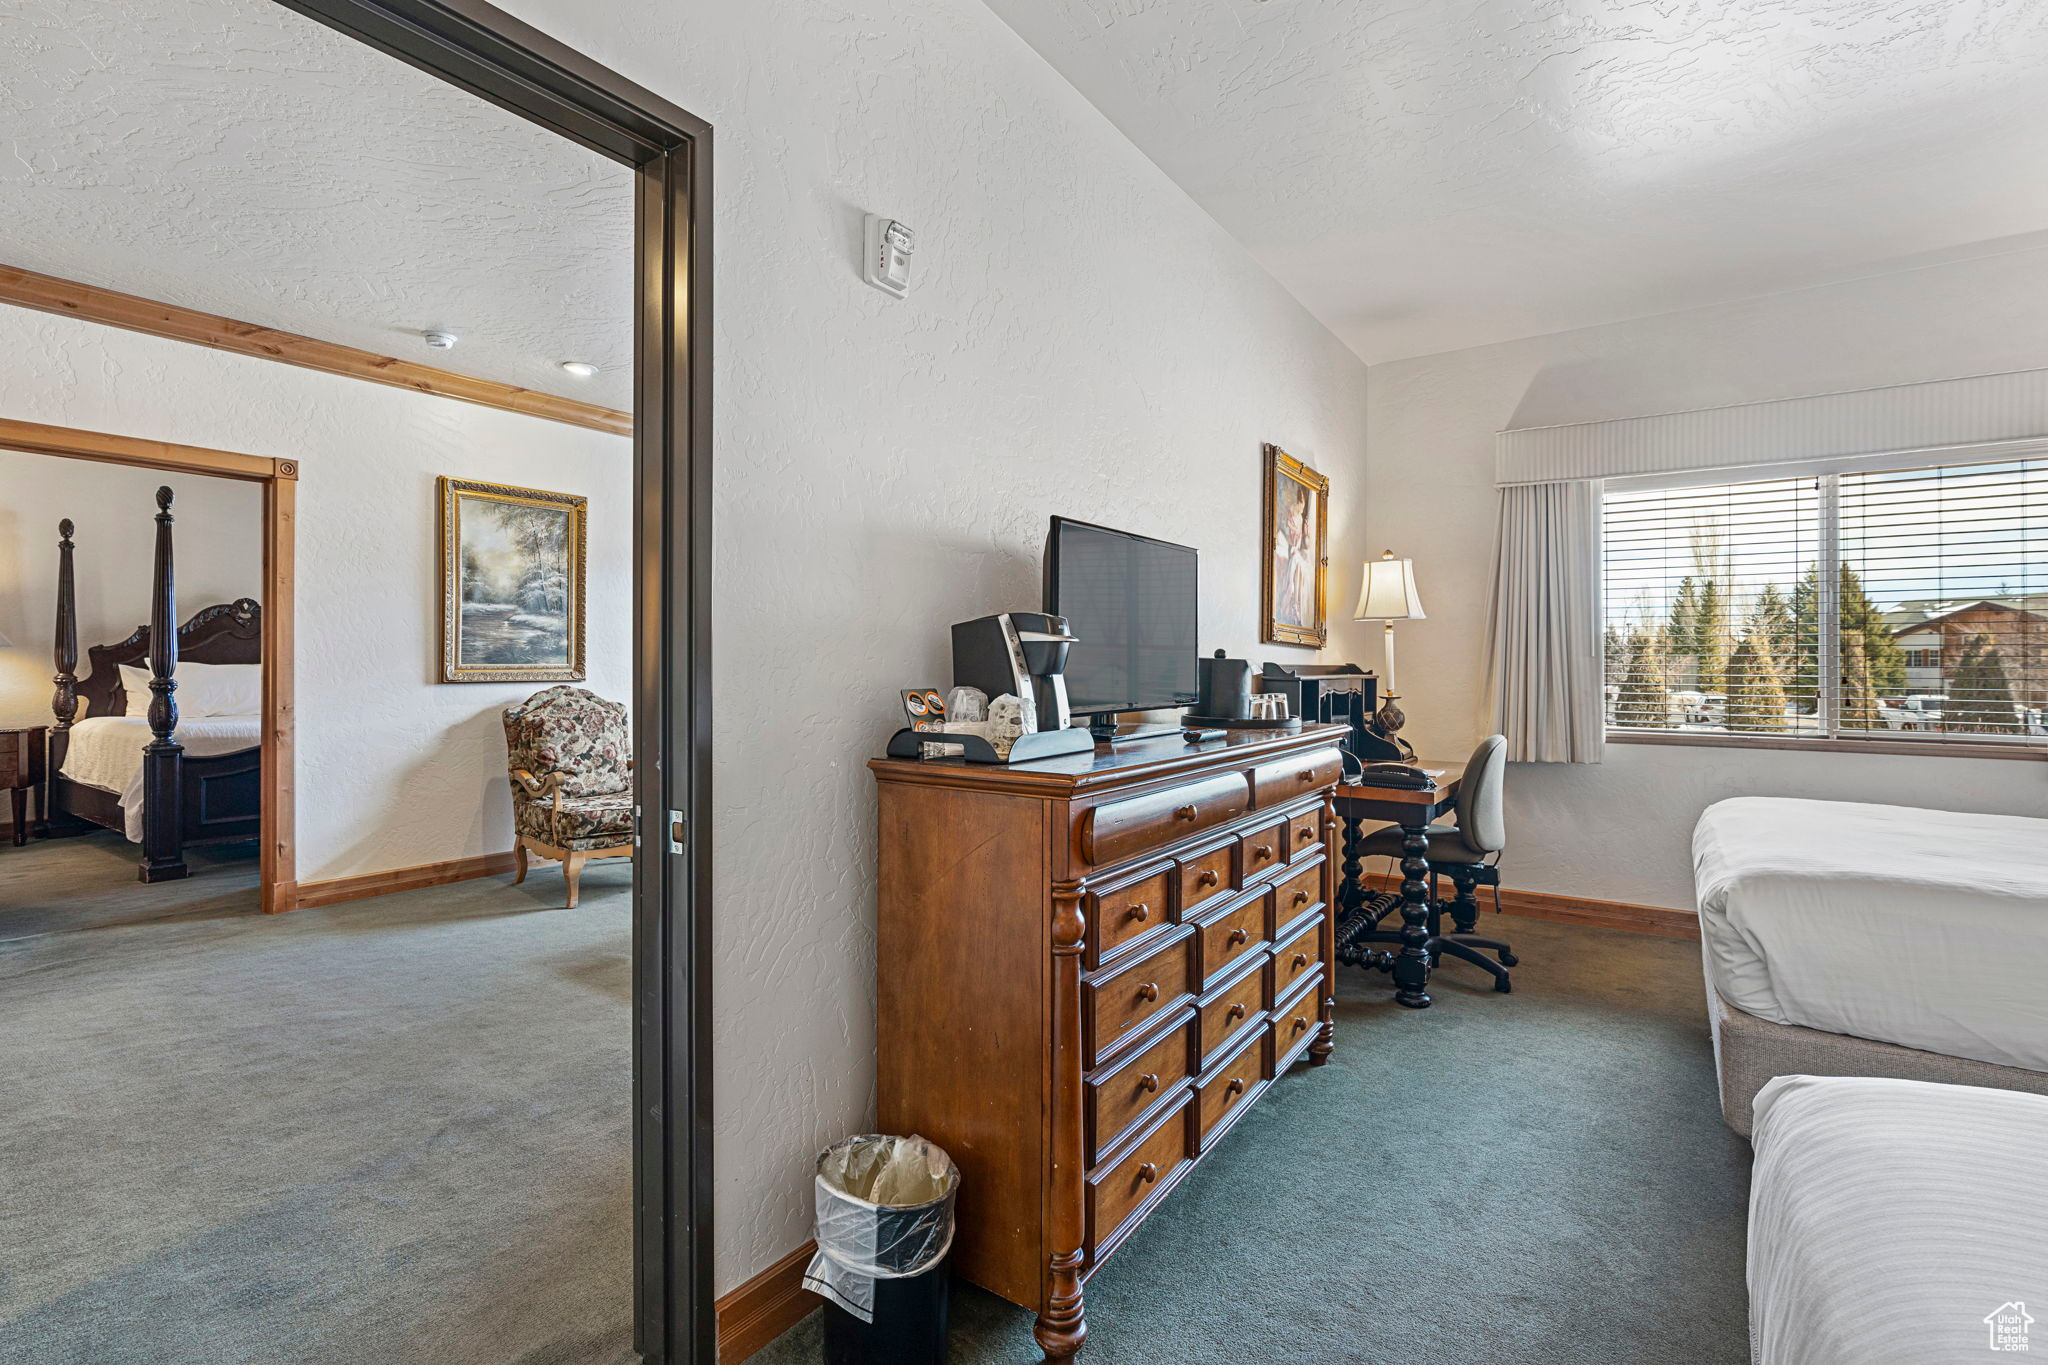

left=510, top=768, right=564, bottom=799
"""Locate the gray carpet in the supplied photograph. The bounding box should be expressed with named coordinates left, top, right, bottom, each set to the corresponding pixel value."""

left=753, top=914, right=1753, bottom=1365
left=0, top=832, right=636, bottom=1365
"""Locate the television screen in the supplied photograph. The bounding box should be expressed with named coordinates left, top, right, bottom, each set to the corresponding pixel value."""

left=1044, top=517, right=1198, bottom=715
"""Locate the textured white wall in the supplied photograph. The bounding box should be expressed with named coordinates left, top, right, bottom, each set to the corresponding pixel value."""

left=0, top=452, right=261, bottom=729
left=1338, top=245, right=2048, bottom=911
left=0, top=302, right=633, bottom=880
left=479, top=0, right=1371, bottom=1291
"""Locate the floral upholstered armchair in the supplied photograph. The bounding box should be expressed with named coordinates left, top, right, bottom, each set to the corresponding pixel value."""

left=504, top=685, right=633, bottom=907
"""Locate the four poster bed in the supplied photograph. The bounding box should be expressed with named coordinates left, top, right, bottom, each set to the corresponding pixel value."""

left=47, top=487, right=263, bottom=882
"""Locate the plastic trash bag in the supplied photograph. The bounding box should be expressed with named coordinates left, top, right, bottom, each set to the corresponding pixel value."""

left=801, top=1134, right=959, bottom=1324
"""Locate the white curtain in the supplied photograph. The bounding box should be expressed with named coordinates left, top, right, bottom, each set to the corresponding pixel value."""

left=1486, top=480, right=1603, bottom=763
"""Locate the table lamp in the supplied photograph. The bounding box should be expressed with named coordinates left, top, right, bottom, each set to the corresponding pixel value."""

left=1353, top=550, right=1425, bottom=752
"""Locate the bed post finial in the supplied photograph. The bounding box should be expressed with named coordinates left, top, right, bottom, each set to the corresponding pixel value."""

left=139, top=487, right=188, bottom=883
left=52, top=519, right=78, bottom=733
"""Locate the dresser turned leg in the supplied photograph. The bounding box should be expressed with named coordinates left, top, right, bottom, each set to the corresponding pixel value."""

left=1309, top=992, right=1336, bottom=1065
left=1036, top=1251, right=1087, bottom=1358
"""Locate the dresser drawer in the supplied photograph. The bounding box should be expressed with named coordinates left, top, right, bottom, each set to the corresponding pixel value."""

left=1240, top=821, right=1285, bottom=882
left=1273, top=916, right=1323, bottom=998
left=1252, top=748, right=1343, bottom=808
left=1085, top=1009, right=1195, bottom=1165
left=1197, top=955, right=1267, bottom=1067
left=1196, top=1026, right=1268, bottom=1150
left=1086, top=864, right=1173, bottom=969
left=1284, top=806, right=1323, bottom=861
left=1174, top=838, right=1236, bottom=918
left=1084, top=772, right=1250, bottom=867
left=1084, top=931, right=1195, bottom=1066
left=1272, top=972, right=1325, bottom=1072
left=1086, top=1097, right=1193, bottom=1262
left=1194, top=891, right=1268, bottom=988
left=1273, top=858, right=1324, bottom=937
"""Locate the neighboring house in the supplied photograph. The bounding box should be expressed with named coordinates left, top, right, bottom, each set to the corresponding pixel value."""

left=1885, top=595, right=2048, bottom=709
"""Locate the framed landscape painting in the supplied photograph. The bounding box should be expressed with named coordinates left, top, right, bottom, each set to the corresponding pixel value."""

left=1262, top=444, right=1329, bottom=647
left=439, top=477, right=587, bottom=683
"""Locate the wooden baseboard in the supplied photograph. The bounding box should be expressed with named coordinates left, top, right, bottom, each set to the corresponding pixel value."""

left=1361, top=872, right=1699, bottom=941
left=716, top=1241, right=820, bottom=1363
left=291, top=850, right=517, bottom=911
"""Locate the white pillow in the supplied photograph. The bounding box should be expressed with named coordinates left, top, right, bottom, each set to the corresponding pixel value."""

left=119, top=661, right=261, bottom=717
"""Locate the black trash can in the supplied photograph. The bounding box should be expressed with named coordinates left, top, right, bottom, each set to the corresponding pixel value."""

left=801, top=1134, right=959, bottom=1365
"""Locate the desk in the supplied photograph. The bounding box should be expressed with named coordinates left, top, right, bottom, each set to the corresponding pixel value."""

left=1332, top=759, right=1465, bottom=1009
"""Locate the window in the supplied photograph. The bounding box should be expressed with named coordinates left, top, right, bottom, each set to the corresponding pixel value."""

left=1602, top=456, right=2048, bottom=749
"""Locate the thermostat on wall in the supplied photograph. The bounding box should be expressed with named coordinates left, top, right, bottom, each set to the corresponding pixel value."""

left=864, top=215, right=915, bottom=298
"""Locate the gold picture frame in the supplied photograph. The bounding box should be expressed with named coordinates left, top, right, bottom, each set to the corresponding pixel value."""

left=1261, top=444, right=1329, bottom=647
left=439, top=476, right=587, bottom=683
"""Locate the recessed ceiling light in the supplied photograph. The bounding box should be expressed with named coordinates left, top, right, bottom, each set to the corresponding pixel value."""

left=560, top=361, right=598, bottom=378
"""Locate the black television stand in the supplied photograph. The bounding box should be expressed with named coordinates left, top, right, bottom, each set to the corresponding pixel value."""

left=1086, top=715, right=1181, bottom=745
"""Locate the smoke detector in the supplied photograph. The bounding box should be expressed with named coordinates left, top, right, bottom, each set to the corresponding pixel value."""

left=422, top=329, right=458, bottom=350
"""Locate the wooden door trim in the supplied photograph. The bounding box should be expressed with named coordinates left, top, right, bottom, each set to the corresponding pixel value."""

left=0, top=414, right=297, bottom=912
left=0, top=264, right=632, bottom=438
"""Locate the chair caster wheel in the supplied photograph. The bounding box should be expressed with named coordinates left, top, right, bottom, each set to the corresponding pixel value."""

left=1494, top=977, right=1513, bottom=994
left=1498, top=952, right=1518, bottom=967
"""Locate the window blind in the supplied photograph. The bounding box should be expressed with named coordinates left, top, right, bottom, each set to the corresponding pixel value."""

left=1601, top=457, right=2048, bottom=749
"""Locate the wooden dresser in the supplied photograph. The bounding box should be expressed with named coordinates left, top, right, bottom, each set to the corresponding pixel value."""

left=870, top=724, right=1346, bottom=1357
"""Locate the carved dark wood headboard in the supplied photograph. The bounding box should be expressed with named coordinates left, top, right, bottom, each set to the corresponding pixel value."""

left=76, top=598, right=262, bottom=721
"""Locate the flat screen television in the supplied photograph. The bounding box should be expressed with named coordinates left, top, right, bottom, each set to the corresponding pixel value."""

left=1043, top=517, right=1198, bottom=729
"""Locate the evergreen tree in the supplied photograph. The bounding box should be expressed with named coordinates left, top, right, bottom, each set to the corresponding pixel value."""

left=1613, top=634, right=1670, bottom=729
left=1838, top=563, right=1905, bottom=696
left=1837, top=632, right=1884, bottom=731
left=1943, top=634, right=2024, bottom=735
left=1724, top=634, right=1789, bottom=732
left=1788, top=562, right=1822, bottom=712
left=1753, top=583, right=1796, bottom=670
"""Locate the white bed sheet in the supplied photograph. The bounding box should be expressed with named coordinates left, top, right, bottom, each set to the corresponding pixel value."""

left=1694, top=796, right=2048, bottom=1073
left=1749, top=1074, right=2048, bottom=1364
left=58, top=714, right=261, bottom=842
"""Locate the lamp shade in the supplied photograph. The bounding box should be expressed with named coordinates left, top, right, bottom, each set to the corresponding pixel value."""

left=1353, top=551, right=1426, bottom=622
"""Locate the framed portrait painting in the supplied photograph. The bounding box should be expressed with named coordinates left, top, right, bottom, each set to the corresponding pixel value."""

left=1261, top=444, right=1329, bottom=647
left=439, top=476, right=587, bottom=683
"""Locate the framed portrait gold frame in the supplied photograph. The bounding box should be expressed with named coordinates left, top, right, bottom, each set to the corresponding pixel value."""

left=1261, top=443, right=1330, bottom=647
left=439, top=475, right=588, bottom=683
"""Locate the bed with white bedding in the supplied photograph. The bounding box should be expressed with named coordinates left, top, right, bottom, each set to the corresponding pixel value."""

left=1694, top=796, right=2048, bottom=1132
left=59, top=714, right=263, bottom=842
left=1749, top=1075, right=2048, bottom=1365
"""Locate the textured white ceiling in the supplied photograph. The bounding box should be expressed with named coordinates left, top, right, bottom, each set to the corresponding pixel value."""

left=0, top=0, right=634, bottom=408
left=982, top=0, right=2048, bottom=364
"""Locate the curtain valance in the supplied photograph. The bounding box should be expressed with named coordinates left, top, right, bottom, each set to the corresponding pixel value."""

left=1495, top=366, right=2048, bottom=486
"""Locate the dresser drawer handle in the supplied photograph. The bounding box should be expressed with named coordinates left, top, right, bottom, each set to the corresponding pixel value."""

left=1226, top=1077, right=1246, bottom=1096
left=1173, top=804, right=1198, bottom=821
left=1136, top=982, right=1159, bottom=1002
left=1137, top=1162, right=1159, bottom=1184
left=1291, top=890, right=1310, bottom=907
left=1195, top=868, right=1219, bottom=889
left=1290, top=1015, right=1310, bottom=1033
left=1225, top=1003, right=1247, bottom=1022
left=1126, top=902, right=1151, bottom=923
left=1252, top=843, right=1274, bottom=861
left=1226, top=927, right=1249, bottom=947
left=1137, top=1072, right=1160, bottom=1094
left=1297, top=769, right=1315, bottom=783
left=1291, top=952, right=1310, bottom=971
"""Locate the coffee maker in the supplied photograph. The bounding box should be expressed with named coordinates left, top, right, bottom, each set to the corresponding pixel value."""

left=951, top=612, right=1078, bottom=731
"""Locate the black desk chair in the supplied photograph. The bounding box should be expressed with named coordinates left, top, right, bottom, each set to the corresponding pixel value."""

left=1354, top=733, right=1516, bottom=993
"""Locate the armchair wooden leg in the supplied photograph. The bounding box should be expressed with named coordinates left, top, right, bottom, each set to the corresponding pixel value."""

left=564, top=850, right=585, bottom=909
left=514, top=840, right=529, bottom=885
